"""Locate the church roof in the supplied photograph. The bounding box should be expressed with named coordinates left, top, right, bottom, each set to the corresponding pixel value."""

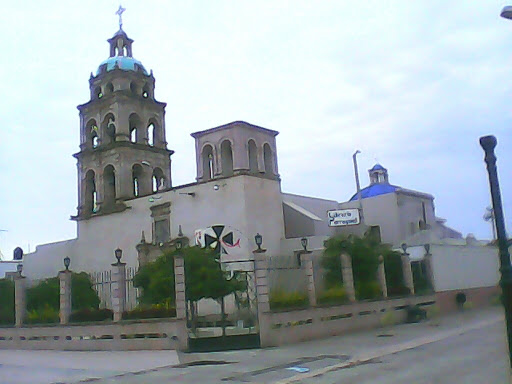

left=96, top=56, right=148, bottom=76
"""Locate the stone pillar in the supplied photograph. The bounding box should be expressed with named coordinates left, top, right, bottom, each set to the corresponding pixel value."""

left=377, top=256, right=388, bottom=299
left=14, top=274, right=26, bottom=328
left=424, top=252, right=435, bottom=291
left=301, top=253, right=316, bottom=307
left=340, top=253, right=356, bottom=302
left=173, top=254, right=188, bottom=350
left=111, top=262, right=126, bottom=322
left=59, top=270, right=72, bottom=325
left=402, top=253, right=415, bottom=295
left=253, top=250, right=273, bottom=347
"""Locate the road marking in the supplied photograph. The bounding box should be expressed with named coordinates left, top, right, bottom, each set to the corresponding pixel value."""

left=275, top=316, right=502, bottom=384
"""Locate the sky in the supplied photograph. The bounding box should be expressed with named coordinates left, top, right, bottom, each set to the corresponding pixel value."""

left=0, top=1, right=511, bottom=260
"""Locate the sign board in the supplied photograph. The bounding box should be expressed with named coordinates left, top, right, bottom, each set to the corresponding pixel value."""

left=327, top=209, right=360, bottom=227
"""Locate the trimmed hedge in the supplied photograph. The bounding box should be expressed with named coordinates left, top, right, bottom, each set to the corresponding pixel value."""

left=269, top=290, right=309, bottom=311
left=317, top=286, right=348, bottom=306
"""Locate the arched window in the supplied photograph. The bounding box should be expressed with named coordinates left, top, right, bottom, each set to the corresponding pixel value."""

left=221, top=140, right=234, bottom=177
left=248, top=140, right=258, bottom=173
left=103, top=165, right=116, bottom=206
left=86, top=119, right=99, bottom=149
left=263, top=143, right=273, bottom=175
left=94, top=86, right=102, bottom=99
left=147, top=122, right=155, bottom=146
left=85, top=170, right=96, bottom=214
left=106, top=82, right=114, bottom=94
left=129, top=113, right=142, bottom=144
left=132, top=164, right=143, bottom=197
left=142, top=84, right=150, bottom=98
left=101, top=113, right=116, bottom=145
left=152, top=168, right=165, bottom=193
left=202, top=145, right=214, bottom=181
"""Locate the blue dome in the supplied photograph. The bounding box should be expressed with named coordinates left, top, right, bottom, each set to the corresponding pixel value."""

left=96, top=56, right=148, bottom=76
left=369, top=163, right=386, bottom=172
left=349, top=183, right=398, bottom=201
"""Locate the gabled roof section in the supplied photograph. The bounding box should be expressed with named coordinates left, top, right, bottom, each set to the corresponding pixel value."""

left=191, top=121, right=279, bottom=138
left=283, top=200, right=323, bottom=221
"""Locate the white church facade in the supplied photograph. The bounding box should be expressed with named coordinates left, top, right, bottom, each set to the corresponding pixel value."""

left=22, top=27, right=462, bottom=282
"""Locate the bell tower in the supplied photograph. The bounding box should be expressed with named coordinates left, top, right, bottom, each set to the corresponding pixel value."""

left=73, top=25, right=173, bottom=220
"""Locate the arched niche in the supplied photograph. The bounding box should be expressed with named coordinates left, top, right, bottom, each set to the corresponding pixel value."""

left=103, top=165, right=116, bottom=206
left=202, top=145, right=214, bottom=181
left=221, top=140, right=234, bottom=177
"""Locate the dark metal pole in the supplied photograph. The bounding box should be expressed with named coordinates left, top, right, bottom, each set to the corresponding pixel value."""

left=480, top=135, right=512, bottom=368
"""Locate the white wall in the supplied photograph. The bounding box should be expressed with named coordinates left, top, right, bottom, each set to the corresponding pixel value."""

left=0, top=261, right=18, bottom=278
left=23, top=175, right=286, bottom=280
left=431, top=244, right=499, bottom=291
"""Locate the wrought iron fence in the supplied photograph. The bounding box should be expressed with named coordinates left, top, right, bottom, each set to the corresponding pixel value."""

left=89, top=267, right=139, bottom=311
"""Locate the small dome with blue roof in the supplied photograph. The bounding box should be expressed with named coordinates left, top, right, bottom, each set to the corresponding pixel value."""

left=350, top=163, right=398, bottom=201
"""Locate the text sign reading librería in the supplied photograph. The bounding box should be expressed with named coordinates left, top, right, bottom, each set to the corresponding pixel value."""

left=327, top=209, right=360, bottom=226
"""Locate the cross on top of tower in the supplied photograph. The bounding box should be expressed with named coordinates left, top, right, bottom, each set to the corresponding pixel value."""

left=115, top=5, right=126, bottom=30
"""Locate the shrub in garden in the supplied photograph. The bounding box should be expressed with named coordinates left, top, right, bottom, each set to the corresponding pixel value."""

left=317, top=286, right=348, bottom=306
left=26, top=273, right=101, bottom=324
left=26, top=305, right=59, bottom=324
left=355, top=281, right=382, bottom=301
left=0, top=279, right=15, bottom=325
left=269, top=290, right=309, bottom=310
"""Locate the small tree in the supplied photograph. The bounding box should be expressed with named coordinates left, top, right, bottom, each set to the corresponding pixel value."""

left=26, top=273, right=100, bottom=323
left=134, top=246, right=246, bottom=335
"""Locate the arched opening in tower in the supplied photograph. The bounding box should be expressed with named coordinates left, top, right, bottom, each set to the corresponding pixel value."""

left=202, top=145, right=214, bottom=181
left=263, top=143, right=273, bottom=175
left=84, top=170, right=96, bottom=214
left=103, top=165, right=116, bottom=207
left=221, top=140, right=234, bottom=177
left=248, top=139, right=258, bottom=173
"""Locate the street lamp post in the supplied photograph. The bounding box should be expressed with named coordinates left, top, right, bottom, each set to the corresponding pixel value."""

left=480, top=135, right=512, bottom=368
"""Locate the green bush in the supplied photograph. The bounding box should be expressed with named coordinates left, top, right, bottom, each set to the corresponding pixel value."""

left=356, top=281, right=382, bottom=301
left=26, top=305, right=59, bottom=324
left=122, top=306, right=176, bottom=320
left=70, top=308, right=113, bottom=323
left=317, top=286, right=348, bottom=306
left=269, top=290, right=309, bottom=310
left=0, top=279, right=15, bottom=325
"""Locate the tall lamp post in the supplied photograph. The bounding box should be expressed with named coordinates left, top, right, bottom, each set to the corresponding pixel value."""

left=480, top=135, right=512, bottom=368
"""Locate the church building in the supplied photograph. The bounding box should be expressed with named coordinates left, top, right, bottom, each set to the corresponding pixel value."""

left=21, top=26, right=461, bottom=281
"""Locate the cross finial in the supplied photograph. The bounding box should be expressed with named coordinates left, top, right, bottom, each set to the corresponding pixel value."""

left=115, top=5, right=126, bottom=30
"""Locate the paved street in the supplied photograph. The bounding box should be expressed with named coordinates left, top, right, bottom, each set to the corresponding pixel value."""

left=0, top=307, right=508, bottom=384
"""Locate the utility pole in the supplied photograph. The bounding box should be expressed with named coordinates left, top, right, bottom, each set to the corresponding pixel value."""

left=352, top=150, right=364, bottom=225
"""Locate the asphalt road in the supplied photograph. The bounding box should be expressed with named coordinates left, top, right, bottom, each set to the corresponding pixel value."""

left=294, top=320, right=509, bottom=384
left=0, top=307, right=508, bottom=384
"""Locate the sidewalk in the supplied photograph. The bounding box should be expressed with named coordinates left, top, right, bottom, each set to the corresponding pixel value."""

left=0, top=306, right=505, bottom=384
